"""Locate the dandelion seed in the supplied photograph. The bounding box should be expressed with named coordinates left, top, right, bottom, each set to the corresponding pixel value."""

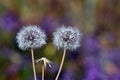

left=36, top=57, right=53, bottom=69
left=16, top=25, right=46, bottom=50
left=36, top=57, right=53, bottom=80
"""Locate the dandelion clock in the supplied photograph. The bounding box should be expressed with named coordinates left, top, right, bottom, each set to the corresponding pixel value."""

left=53, top=25, right=81, bottom=80
left=16, top=25, right=46, bottom=80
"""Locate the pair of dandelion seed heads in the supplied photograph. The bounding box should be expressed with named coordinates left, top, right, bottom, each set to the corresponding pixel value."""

left=16, top=25, right=81, bottom=51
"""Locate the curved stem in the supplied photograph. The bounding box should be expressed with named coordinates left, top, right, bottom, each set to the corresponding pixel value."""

left=31, top=49, right=37, bottom=80
left=55, top=49, right=66, bottom=80
left=42, top=64, right=45, bottom=80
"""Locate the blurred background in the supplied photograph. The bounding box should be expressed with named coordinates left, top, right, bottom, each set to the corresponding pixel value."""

left=0, top=0, right=120, bottom=80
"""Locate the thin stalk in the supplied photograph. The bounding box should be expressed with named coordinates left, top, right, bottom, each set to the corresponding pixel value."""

left=31, top=49, right=37, bottom=80
left=42, top=64, right=45, bottom=80
left=55, top=49, right=66, bottom=80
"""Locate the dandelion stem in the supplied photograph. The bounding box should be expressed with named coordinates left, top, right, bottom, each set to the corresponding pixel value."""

left=42, top=63, right=45, bottom=80
left=31, top=49, right=37, bottom=80
left=55, top=49, right=66, bottom=80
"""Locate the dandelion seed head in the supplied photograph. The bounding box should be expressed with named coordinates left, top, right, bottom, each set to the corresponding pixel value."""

left=53, top=26, right=81, bottom=50
left=16, top=25, right=46, bottom=50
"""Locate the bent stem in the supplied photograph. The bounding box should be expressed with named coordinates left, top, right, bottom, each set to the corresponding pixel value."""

left=42, top=63, right=45, bottom=80
left=55, top=49, right=66, bottom=80
left=31, top=49, right=37, bottom=80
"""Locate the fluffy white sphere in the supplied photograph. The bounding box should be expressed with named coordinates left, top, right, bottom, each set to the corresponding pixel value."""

left=53, top=26, right=81, bottom=50
left=16, top=25, right=46, bottom=50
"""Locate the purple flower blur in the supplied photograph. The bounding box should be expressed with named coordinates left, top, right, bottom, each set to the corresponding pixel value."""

left=40, top=15, right=59, bottom=35
left=0, top=10, right=21, bottom=32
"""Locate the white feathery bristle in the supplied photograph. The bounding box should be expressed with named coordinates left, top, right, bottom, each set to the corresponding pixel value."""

left=53, top=25, right=81, bottom=50
left=16, top=25, right=46, bottom=50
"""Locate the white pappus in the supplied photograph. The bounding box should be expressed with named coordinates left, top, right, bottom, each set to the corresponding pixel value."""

left=53, top=26, right=81, bottom=50
left=16, top=25, right=46, bottom=50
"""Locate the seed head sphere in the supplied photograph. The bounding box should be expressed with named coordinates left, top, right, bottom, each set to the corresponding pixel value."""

left=16, top=25, right=46, bottom=50
left=53, top=26, right=81, bottom=50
